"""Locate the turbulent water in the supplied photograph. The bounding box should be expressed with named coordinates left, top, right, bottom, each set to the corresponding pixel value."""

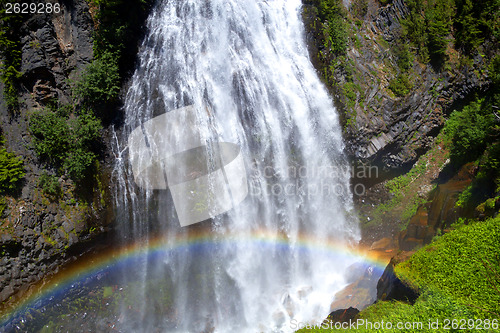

left=111, top=0, right=360, bottom=332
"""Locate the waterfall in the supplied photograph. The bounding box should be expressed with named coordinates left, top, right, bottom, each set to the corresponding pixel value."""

left=112, top=0, right=360, bottom=331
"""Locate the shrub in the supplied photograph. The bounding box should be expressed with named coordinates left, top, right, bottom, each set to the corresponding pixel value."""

left=63, top=148, right=96, bottom=181
left=0, top=147, right=24, bottom=193
left=350, top=0, right=368, bottom=19
left=69, top=112, right=103, bottom=149
left=324, top=16, right=348, bottom=55
left=443, top=98, right=496, bottom=164
left=425, top=0, right=454, bottom=66
left=29, top=111, right=71, bottom=164
left=313, top=0, right=348, bottom=56
left=0, top=1, right=22, bottom=109
left=38, top=172, right=61, bottom=197
left=388, top=73, right=413, bottom=97
left=402, top=0, right=455, bottom=65
left=394, top=42, right=412, bottom=72
left=29, top=107, right=102, bottom=182
left=73, top=51, right=121, bottom=107
left=297, top=217, right=500, bottom=332
left=454, top=0, right=498, bottom=53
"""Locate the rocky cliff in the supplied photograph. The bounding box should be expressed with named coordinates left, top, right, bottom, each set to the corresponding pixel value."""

left=303, top=0, right=497, bottom=244
left=304, top=0, right=490, bottom=175
left=0, top=0, right=109, bottom=306
left=0, top=0, right=153, bottom=308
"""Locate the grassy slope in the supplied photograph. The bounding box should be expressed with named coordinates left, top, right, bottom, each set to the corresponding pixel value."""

left=297, top=217, right=500, bottom=332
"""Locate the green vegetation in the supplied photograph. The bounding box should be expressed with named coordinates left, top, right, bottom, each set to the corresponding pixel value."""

left=29, top=110, right=71, bottom=163
left=79, top=0, right=153, bottom=116
left=29, top=107, right=102, bottom=182
left=89, top=0, right=151, bottom=58
left=0, top=136, right=24, bottom=220
left=0, top=139, right=24, bottom=193
left=73, top=51, right=120, bottom=108
left=441, top=54, right=500, bottom=213
left=342, top=82, right=363, bottom=109
left=454, top=0, right=500, bottom=54
left=315, top=0, right=348, bottom=56
left=350, top=0, right=367, bottom=20
left=393, top=42, right=413, bottom=72
left=397, top=217, right=500, bottom=317
left=388, top=73, right=413, bottom=97
left=298, top=217, right=500, bottom=332
left=366, top=148, right=437, bottom=230
left=38, top=172, right=61, bottom=198
left=402, top=0, right=498, bottom=66
left=0, top=0, right=22, bottom=109
left=443, top=98, right=496, bottom=164
left=402, top=0, right=455, bottom=65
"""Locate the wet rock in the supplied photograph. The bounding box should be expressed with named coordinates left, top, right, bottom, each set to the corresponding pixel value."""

left=0, top=285, right=15, bottom=302
left=62, top=220, right=75, bottom=233
left=369, top=237, right=393, bottom=251
left=399, top=164, right=474, bottom=250
left=377, top=252, right=418, bottom=303
left=327, top=307, right=360, bottom=323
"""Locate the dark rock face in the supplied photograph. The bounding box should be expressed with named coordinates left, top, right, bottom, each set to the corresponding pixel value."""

left=376, top=252, right=418, bottom=303
left=327, top=307, right=360, bottom=323
left=398, top=163, right=474, bottom=251
left=19, top=0, right=93, bottom=108
left=303, top=0, right=489, bottom=179
left=0, top=1, right=110, bottom=307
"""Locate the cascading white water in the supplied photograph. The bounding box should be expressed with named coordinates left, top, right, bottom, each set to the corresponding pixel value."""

left=112, top=0, right=360, bottom=332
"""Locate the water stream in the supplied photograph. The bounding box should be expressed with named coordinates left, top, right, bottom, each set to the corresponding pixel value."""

left=111, top=0, right=359, bottom=331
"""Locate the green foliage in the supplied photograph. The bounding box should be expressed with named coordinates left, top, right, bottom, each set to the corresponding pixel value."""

left=63, top=148, right=96, bottom=181
left=425, top=0, right=454, bottom=65
left=397, top=217, right=500, bottom=317
left=298, top=217, right=500, bottom=332
left=489, top=54, right=500, bottom=87
left=29, top=111, right=71, bottom=163
left=350, top=0, right=368, bottom=19
left=342, top=82, right=363, bottom=109
left=38, top=172, right=61, bottom=198
left=367, top=153, right=432, bottom=229
left=314, top=0, right=348, bottom=56
left=75, top=0, right=152, bottom=116
left=488, top=54, right=500, bottom=108
left=454, top=0, right=499, bottom=53
left=73, top=51, right=120, bottom=107
left=402, top=0, right=455, bottom=66
left=0, top=0, right=22, bottom=109
left=393, top=42, right=412, bottom=72
left=29, top=108, right=102, bottom=182
left=455, top=185, right=472, bottom=208
left=0, top=146, right=24, bottom=193
left=388, top=73, right=413, bottom=97
left=89, top=0, right=152, bottom=58
left=453, top=143, right=500, bottom=214
left=298, top=290, right=478, bottom=332
left=482, top=143, right=500, bottom=187
left=402, top=0, right=498, bottom=64
left=386, top=160, right=427, bottom=193
left=401, top=0, right=429, bottom=62
left=0, top=197, right=6, bottom=216
left=443, top=98, right=496, bottom=164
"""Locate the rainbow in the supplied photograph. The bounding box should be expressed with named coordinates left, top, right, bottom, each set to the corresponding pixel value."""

left=0, top=229, right=390, bottom=328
